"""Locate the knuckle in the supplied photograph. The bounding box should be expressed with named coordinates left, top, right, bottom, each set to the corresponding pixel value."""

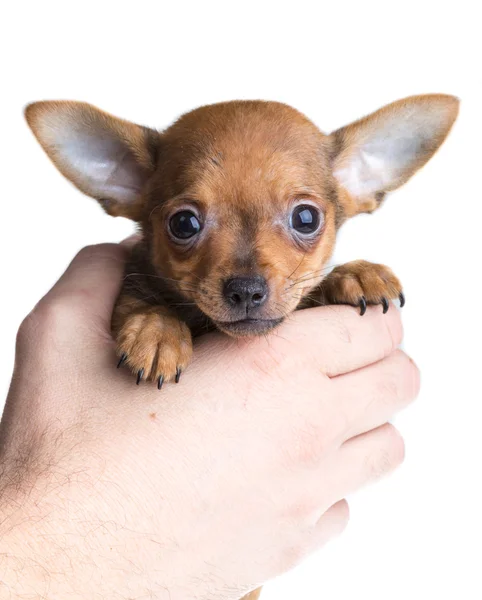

left=367, top=426, right=405, bottom=478
left=404, top=355, right=421, bottom=399
left=376, top=373, right=400, bottom=404
left=377, top=350, right=421, bottom=406
left=386, top=426, right=406, bottom=466
left=383, top=309, right=403, bottom=353
left=391, top=350, right=421, bottom=402
left=16, top=298, right=79, bottom=360
left=29, top=298, right=76, bottom=339
left=367, top=449, right=393, bottom=479
left=16, top=316, right=37, bottom=354
left=17, top=311, right=37, bottom=343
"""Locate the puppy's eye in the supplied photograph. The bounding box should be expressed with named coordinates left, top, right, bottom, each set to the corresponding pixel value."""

left=169, top=210, right=202, bottom=240
left=290, top=205, right=322, bottom=235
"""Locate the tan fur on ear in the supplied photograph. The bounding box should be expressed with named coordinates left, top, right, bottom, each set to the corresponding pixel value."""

left=25, top=101, right=159, bottom=220
left=330, top=94, right=459, bottom=217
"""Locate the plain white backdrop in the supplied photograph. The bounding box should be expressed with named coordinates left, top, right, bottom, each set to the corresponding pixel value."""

left=1, top=2, right=481, bottom=598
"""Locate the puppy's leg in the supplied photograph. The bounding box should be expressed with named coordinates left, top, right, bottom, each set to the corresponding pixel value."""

left=241, top=588, right=262, bottom=600
left=314, top=260, right=404, bottom=315
left=112, top=294, right=193, bottom=386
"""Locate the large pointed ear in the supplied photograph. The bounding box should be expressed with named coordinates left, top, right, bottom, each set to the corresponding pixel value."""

left=25, top=100, right=160, bottom=220
left=330, top=94, right=459, bottom=217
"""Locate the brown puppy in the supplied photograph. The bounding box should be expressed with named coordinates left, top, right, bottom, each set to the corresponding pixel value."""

left=26, top=94, right=457, bottom=598
left=26, top=96, right=458, bottom=392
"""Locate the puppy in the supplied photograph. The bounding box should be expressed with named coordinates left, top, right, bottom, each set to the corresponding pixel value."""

left=25, top=95, right=458, bottom=391
left=25, top=94, right=458, bottom=599
left=25, top=94, right=458, bottom=389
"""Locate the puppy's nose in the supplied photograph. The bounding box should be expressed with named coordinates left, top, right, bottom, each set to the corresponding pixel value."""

left=223, top=276, right=268, bottom=310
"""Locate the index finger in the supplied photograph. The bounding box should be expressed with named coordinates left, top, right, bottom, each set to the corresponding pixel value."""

left=276, top=304, right=403, bottom=376
left=39, top=242, right=129, bottom=332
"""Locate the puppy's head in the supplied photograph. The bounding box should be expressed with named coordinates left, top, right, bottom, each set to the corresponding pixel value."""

left=26, top=95, right=458, bottom=336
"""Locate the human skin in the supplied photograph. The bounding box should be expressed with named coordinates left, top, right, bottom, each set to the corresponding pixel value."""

left=0, top=242, right=419, bottom=600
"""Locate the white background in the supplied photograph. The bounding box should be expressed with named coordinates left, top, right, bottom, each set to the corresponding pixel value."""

left=1, top=2, right=481, bottom=598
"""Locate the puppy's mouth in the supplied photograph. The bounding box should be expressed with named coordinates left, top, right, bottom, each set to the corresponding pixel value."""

left=214, top=316, right=284, bottom=337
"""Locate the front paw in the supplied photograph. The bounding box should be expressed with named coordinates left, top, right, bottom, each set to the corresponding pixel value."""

left=320, top=260, right=405, bottom=315
left=116, top=309, right=193, bottom=388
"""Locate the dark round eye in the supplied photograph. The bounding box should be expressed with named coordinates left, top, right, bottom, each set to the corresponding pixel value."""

left=290, top=205, right=322, bottom=235
left=169, top=210, right=202, bottom=240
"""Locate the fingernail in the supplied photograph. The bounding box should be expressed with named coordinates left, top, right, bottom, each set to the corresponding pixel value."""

left=359, top=296, right=367, bottom=316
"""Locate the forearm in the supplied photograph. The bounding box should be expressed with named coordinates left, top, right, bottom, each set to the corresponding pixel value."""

left=0, top=473, right=229, bottom=600
left=0, top=507, right=183, bottom=599
left=0, top=496, right=80, bottom=598
left=0, top=477, right=175, bottom=599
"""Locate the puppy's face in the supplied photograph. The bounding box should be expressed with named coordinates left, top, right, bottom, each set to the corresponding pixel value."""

left=146, top=103, right=338, bottom=335
left=25, top=95, right=458, bottom=336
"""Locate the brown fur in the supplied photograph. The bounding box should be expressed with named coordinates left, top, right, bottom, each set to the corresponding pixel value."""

left=313, top=260, right=403, bottom=308
left=112, top=295, right=192, bottom=383
left=25, top=95, right=459, bottom=599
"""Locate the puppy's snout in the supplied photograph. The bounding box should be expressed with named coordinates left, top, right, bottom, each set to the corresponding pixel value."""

left=223, top=276, right=268, bottom=311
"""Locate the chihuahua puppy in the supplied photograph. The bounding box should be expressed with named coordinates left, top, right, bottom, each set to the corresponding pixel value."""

left=26, top=94, right=458, bottom=600
left=26, top=95, right=458, bottom=394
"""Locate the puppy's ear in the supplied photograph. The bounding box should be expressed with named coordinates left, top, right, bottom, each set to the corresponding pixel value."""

left=330, top=94, right=459, bottom=217
left=25, top=101, right=160, bottom=220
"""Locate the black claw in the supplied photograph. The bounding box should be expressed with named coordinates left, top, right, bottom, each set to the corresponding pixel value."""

left=175, top=367, right=182, bottom=383
left=157, top=375, right=164, bottom=390
left=399, top=292, right=406, bottom=308
left=381, top=297, right=389, bottom=314
left=359, top=296, right=367, bottom=316
left=117, top=353, right=127, bottom=368
left=136, top=368, right=144, bottom=385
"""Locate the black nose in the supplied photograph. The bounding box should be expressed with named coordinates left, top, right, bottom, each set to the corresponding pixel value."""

left=223, top=276, right=268, bottom=311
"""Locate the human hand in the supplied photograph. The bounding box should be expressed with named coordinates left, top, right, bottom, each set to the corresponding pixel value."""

left=0, top=242, right=419, bottom=600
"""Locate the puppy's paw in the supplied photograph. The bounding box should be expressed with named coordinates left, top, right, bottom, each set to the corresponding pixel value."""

left=319, top=260, right=405, bottom=315
left=116, top=309, right=193, bottom=388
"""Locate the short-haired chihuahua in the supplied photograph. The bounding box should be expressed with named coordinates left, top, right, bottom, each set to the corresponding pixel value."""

left=26, top=94, right=458, bottom=390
